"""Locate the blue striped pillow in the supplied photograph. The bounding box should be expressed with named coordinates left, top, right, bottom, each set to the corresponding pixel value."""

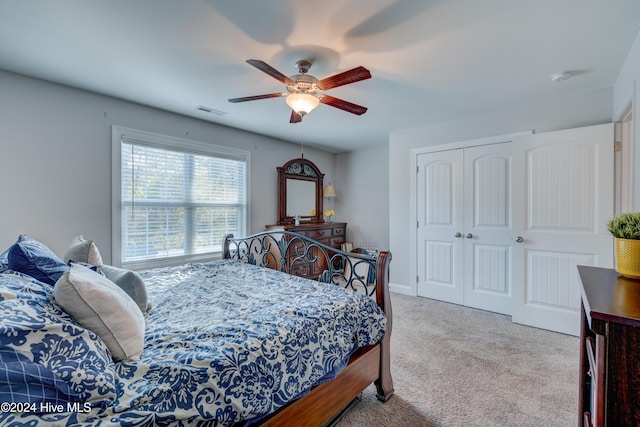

left=7, top=235, right=68, bottom=285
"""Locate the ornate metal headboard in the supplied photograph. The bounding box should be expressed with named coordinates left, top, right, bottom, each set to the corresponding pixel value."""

left=222, top=231, right=391, bottom=300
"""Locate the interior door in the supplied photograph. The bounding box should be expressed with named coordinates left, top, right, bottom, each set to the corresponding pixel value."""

left=512, top=124, right=614, bottom=336
left=463, top=143, right=513, bottom=315
left=416, top=149, right=464, bottom=304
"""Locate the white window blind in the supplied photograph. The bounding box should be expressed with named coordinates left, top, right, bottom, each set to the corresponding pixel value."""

left=117, top=132, right=247, bottom=266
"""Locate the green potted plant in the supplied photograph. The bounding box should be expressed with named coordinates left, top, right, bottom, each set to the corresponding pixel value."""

left=608, top=212, right=640, bottom=279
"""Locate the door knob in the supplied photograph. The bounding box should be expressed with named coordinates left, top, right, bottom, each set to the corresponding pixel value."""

left=454, top=232, right=462, bottom=238
left=515, top=236, right=524, bottom=243
left=465, top=233, right=473, bottom=239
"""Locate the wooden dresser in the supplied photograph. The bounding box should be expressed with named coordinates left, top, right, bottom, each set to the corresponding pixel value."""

left=265, top=222, right=346, bottom=278
left=577, top=265, right=640, bottom=426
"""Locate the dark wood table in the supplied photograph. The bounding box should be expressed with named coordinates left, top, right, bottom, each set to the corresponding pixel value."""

left=577, top=265, right=640, bottom=426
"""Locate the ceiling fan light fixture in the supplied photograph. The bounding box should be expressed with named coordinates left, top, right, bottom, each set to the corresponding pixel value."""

left=286, top=93, right=320, bottom=115
left=229, top=59, right=371, bottom=122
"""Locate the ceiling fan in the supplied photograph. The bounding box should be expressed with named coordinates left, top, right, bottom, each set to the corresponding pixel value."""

left=228, top=59, right=371, bottom=123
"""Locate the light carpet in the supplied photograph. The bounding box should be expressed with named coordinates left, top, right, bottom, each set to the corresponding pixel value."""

left=336, top=293, right=579, bottom=427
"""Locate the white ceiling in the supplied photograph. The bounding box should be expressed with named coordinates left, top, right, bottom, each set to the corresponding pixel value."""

left=1, top=1, right=640, bottom=153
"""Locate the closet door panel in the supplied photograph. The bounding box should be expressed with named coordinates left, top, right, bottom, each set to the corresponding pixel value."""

left=417, top=150, right=464, bottom=304
left=512, top=123, right=614, bottom=335
left=463, top=143, right=513, bottom=315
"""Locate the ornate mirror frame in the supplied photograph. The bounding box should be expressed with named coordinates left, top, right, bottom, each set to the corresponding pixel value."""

left=277, top=158, right=324, bottom=224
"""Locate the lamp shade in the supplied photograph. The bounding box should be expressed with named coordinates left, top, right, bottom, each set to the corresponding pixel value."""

left=323, top=184, right=337, bottom=198
left=286, top=93, right=320, bottom=115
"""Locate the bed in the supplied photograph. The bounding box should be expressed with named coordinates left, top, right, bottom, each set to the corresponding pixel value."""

left=0, top=231, right=393, bottom=426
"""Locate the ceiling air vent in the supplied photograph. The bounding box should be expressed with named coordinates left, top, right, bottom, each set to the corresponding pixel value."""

left=195, top=105, right=227, bottom=115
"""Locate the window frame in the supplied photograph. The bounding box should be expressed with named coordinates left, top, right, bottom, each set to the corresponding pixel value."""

left=111, top=126, right=251, bottom=269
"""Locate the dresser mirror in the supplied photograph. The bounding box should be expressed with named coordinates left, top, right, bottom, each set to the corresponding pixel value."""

left=277, top=158, right=324, bottom=224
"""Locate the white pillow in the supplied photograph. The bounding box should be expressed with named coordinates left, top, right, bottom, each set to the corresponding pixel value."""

left=98, top=264, right=150, bottom=312
left=54, top=264, right=145, bottom=362
left=63, top=235, right=103, bottom=266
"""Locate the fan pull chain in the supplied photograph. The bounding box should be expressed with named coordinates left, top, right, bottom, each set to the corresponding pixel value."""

left=300, top=120, right=305, bottom=158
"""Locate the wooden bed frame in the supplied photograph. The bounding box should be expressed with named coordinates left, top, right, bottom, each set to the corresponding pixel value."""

left=223, top=231, right=393, bottom=426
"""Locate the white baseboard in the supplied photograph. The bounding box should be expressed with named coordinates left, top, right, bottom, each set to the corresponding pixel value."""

left=389, top=282, right=415, bottom=296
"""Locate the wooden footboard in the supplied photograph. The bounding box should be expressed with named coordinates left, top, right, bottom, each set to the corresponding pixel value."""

left=223, top=231, right=394, bottom=424
left=261, top=345, right=381, bottom=426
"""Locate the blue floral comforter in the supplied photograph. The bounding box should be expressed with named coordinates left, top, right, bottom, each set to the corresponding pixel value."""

left=0, top=259, right=387, bottom=426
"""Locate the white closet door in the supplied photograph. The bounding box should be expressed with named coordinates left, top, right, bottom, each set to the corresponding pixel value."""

left=512, top=124, right=614, bottom=336
left=463, top=143, right=513, bottom=315
left=416, top=149, right=464, bottom=304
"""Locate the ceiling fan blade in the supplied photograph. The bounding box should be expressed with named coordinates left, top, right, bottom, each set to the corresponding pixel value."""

left=320, top=95, right=368, bottom=115
left=228, top=93, right=285, bottom=103
left=289, top=110, right=303, bottom=123
left=246, top=59, right=295, bottom=85
left=316, top=66, right=371, bottom=90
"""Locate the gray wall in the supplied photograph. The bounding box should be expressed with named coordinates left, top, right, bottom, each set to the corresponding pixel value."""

left=0, top=70, right=336, bottom=262
left=4, top=44, right=638, bottom=283
left=336, top=143, right=389, bottom=251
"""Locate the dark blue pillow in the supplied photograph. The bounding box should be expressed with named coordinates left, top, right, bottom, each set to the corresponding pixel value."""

left=7, top=235, right=68, bottom=285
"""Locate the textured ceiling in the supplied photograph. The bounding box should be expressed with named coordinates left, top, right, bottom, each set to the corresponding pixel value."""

left=1, top=0, right=639, bottom=152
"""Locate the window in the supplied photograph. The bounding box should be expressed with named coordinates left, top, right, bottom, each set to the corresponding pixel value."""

left=112, top=127, right=249, bottom=268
